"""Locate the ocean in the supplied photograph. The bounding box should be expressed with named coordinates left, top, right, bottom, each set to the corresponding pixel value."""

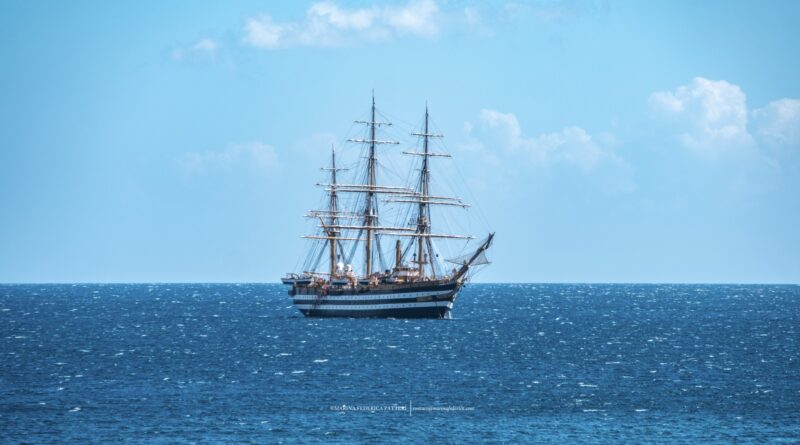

left=1, top=283, right=798, bottom=443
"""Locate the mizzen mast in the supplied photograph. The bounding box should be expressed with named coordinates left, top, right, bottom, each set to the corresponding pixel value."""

left=302, top=145, right=352, bottom=277
left=322, top=145, right=347, bottom=277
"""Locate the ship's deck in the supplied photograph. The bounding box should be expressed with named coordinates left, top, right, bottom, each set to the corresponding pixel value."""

left=290, top=278, right=460, bottom=296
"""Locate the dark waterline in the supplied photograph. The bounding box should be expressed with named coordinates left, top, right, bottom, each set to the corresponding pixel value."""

left=1, top=283, right=798, bottom=443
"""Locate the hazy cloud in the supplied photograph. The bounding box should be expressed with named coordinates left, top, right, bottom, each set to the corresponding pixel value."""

left=171, top=38, right=220, bottom=61
left=476, top=109, right=626, bottom=172
left=752, top=98, right=800, bottom=150
left=178, top=142, right=278, bottom=173
left=243, top=0, right=440, bottom=49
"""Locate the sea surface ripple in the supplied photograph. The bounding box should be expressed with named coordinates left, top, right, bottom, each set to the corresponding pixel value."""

left=1, top=283, right=798, bottom=443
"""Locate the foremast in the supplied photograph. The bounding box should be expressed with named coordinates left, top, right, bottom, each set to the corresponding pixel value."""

left=415, top=106, right=436, bottom=277
left=389, top=105, right=473, bottom=280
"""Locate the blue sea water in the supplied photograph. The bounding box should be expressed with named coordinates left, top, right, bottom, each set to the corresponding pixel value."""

left=1, top=283, right=798, bottom=444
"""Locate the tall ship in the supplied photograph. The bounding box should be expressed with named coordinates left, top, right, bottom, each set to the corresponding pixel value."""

left=281, top=94, right=494, bottom=318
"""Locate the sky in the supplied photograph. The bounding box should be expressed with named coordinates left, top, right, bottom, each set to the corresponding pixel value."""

left=1, top=0, right=799, bottom=283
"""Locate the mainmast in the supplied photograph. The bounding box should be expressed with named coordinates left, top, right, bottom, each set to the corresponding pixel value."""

left=417, top=107, right=431, bottom=277
left=365, top=95, right=377, bottom=276
left=346, top=92, right=400, bottom=277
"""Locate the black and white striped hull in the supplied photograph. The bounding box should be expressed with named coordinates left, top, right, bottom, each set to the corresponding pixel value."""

left=291, top=282, right=460, bottom=318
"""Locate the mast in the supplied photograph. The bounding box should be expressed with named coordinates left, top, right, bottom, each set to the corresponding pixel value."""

left=417, top=106, right=430, bottom=277
left=309, top=145, right=350, bottom=279
left=365, top=94, right=377, bottom=276
left=328, top=145, right=339, bottom=277
left=294, top=98, right=492, bottom=291
left=346, top=92, right=399, bottom=277
left=408, top=104, right=448, bottom=278
left=387, top=104, right=478, bottom=279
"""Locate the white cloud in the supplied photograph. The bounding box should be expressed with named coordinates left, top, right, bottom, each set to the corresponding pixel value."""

left=243, top=0, right=440, bottom=49
left=243, top=16, right=288, bottom=49
left=478, top=109, right=522, bottom=149
left=649, top=77, right=800, bottom=159
left=308, top=2, right=374, bottom=31
left=178, top=142, right=278, bottom=173
left=476, top=109, right=625, bottom=172
left=649, top=77, right=753, bottom=152
left=384, top=0, right=439, bottom=36
left=752, top=98, right=800, bottom=149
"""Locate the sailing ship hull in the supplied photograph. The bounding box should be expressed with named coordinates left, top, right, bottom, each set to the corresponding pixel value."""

left=290, top=281, right=460, bottom=318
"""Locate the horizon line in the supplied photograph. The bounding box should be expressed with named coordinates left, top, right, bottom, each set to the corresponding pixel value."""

left=0, top=281, right=798, bottom=286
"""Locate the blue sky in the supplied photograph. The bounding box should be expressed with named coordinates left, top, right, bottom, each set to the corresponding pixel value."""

left=1, top=0, right=799, bottom=283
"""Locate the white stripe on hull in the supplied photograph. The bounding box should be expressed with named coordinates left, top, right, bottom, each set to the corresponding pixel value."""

left=292, top=288, right=453, bottom=303
left=294, top=300, right=454, bottom=311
